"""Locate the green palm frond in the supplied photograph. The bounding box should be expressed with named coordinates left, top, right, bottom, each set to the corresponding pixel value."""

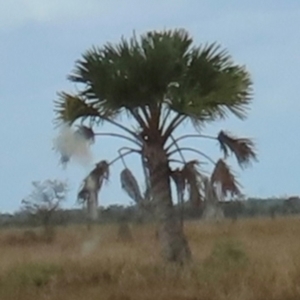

left=66, top=29, right=193, bottom=111
left=54, top=92, right=101, bottom=125
left=54, top=92, right=118, bottom=126
left=168, top=43, right=252, bottom=127
left=54, top=29, right=252, bottom=132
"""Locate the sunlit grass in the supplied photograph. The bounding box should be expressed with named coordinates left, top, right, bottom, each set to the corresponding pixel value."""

left=1, top=217, right=300, bottom=299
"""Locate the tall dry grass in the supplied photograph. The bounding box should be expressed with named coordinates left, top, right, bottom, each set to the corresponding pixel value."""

left=0, top=217, right=300, bottom=300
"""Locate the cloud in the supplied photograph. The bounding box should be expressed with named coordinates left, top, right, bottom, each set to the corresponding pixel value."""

left=0, top=0, right=190, bottom=32
left=0, top=0, right=108, bottom=30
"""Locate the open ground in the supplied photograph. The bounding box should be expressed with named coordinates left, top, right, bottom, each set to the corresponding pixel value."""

left=1, top=217, right=300, bottom=300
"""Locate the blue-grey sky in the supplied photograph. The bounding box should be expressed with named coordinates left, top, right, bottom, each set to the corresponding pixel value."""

left=1, top=0, right=299, bottom=213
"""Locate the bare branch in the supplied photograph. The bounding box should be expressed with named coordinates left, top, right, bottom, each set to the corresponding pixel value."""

left=165, top=133, right=216, bottom=152
left=159, top=107, right=172, bottom=132
left=128, top=107, right=148, bottom=128
left=169, top=135, right=186, bottom=163
left=109, top=148, right=141, bottom=166
left=94, top=132, right=142, bottom=146
left=168, top=147, right=216, bottom=165
left=118, top=147, right=131, bottom=168
left=101, top=115, right=142, bottom=142
left=162, top=115, right=187, bottom=144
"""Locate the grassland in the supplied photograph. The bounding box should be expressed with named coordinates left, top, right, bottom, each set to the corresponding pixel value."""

left=0, top=217, right=300, bottom=300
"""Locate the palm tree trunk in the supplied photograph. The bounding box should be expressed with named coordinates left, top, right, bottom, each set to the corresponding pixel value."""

left=145, top=144, right=191, bottom=263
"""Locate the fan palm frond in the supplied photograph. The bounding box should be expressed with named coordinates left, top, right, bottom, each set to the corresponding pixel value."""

left=120, top=168, right=144, bottom=204
left=211, top=159, right=241, bottom=197
left=171, top=160, right=205, bottom=207
left=217, top=131, right=257, bottom=168
left=167, top=43, right=253, bottom=129
left=54, top=92, right=101, bottom=125
left=77, top=160, right=110, bottom=203
left=170, top=168, right=186, bottom=204
left=183, top=160, right=205, bottom=207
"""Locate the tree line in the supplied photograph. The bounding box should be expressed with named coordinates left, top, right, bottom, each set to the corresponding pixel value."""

left=2, top=197, right=300, bottom=228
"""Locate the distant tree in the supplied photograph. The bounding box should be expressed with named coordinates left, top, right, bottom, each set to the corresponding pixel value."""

left=53, top=28, right=256, bottom=263
left=21, top=179, right=68, bottom=240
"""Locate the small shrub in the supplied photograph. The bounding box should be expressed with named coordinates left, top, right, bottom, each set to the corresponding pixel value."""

left=2, top=262, right=62, bottom=288
left=204, top=237, right=248, bottom=273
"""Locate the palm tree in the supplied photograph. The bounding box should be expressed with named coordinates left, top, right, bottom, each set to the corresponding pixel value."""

left=53, top=29, right=257, bottom=263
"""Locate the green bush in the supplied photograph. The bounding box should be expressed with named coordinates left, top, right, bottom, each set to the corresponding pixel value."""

left=203, top=237, right=248, bottom=279
left=2, top=262, right=62, bottom=288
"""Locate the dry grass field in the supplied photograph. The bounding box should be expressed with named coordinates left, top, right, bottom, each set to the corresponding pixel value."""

left=0, top=217, right=300, bottom=300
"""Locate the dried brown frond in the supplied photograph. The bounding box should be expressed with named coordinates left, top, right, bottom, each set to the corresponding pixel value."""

left=217, top=130, right=257, bottom=168
left=170, top=168, right=186, bottom=206
left=75, top=125, right=95, bottom=144
left=77, top=160, right=110, bottom=203
left=189, top=184, right=202, bottom=207
left=120, top=168, right=143, bottom=204
left=181, top=160, right=205, bottom=207
left=203, top=176, right=217, bottom=204
left=211, top=159, right=241, bottom=197
left=93, top=160, right=110, bottom=184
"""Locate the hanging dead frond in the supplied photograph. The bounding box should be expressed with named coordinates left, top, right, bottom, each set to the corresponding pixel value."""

left=75, top=125, right=95, bottom=144
left=217, top=131, right=257, bottom=168
left=211, top=159, right=241, bottom=197
left=203, top=176, right=217, bottom=204
left=181, top=160, right=205, bottom=207
left=93, top=160, right=110, bottom=186
left=170, top=168, right=186, bottom=206
left=120, top=168, right=144, bottom=204
left=170, top=168, right=186, bottom=228
left=77, top=160, right=110, bottom=204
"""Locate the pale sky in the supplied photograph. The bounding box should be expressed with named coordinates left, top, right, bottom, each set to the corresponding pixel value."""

left=1, top=0, right=299, bottom=213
